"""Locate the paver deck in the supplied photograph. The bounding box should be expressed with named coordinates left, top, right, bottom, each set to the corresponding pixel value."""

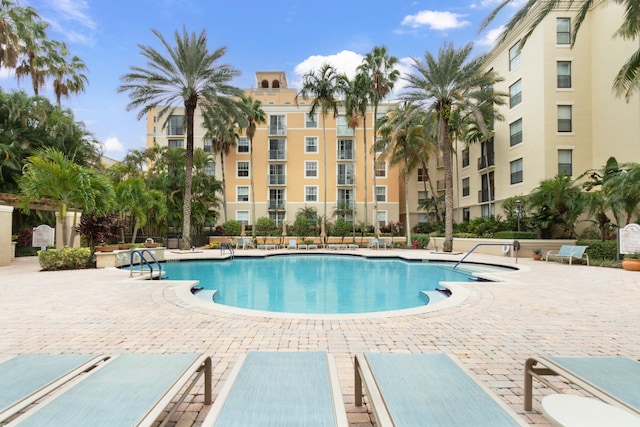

left=1, top=249, right=638, bottom=426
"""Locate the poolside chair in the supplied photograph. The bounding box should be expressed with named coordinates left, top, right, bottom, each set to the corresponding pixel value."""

left=368, top=238, right=380, bottom=250
left=0, top=354, right=110, bottom=423
left=545, top=245, right=589, bottom=265
left=524, top=356, right=640, bottom=416
left=202, top=351, right=348, bottom=427
left=355, top=353, right=527, bottom=426
left=8, top=353, right=212, bottom=426
left=287, top=239, right=297, bottom=250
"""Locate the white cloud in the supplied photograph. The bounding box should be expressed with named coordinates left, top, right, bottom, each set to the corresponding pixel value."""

left=401, top=10, right=470, bottom=31
left=292, top=50, right=365, bottom=88
left=476, top=25, right=506, bottom=47
left=33, top=0, right=96, bottom=45
left=103, top=137, right=125, bottom=153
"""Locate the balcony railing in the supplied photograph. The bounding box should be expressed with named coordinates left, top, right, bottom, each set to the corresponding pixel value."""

left=477, top=153, right=495, bottom=170
left=336, top=125, right=355, bottom=136
left=268, top=175, right=286, bottom=185
left=336, top=201, right=354, bottom=209
left=337, top=174, right=355, bottom=185
left=478, top=189, right=495, bottom=203
left=269, top=125, right=287, bottom=136
left=167, top=126, right=184, bottom=136
left=337, top=150, right=354, bottom=161
left=268, top=199, right=286, bottom=210
left=269, top=149, right=286, bottom=160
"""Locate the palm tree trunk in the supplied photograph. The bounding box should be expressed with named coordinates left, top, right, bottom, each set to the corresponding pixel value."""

left=423, top=160, right=442, bottom=223
left=372, top=105, right=378, bottom=228
left=362, top=114, right=368, bottom=226
left=220, top=152, right=228, bottom=222
left=249, top=136, right=255, bottom=229
left=404, top=161, right=411, bottom=247
left=182, top=100, right=196, bottom=248
left=322, top=113, right=327, bottom=220
left=439, top=114, right=454, bottom=252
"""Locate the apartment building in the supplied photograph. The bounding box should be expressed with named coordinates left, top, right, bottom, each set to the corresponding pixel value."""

left=147, top=71, right=399, bottom=228
left=401, top=1, right=640, bottom=228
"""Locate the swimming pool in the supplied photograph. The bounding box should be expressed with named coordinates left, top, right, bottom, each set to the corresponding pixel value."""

left=163, top=255, right=477, bottom=314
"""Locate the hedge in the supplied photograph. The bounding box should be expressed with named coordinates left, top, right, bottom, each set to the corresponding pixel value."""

left=38, top=247, right=93, bottom=271
left=576, top=239, right=618, bottom=260
left=493, top=231, right=539, bottom=239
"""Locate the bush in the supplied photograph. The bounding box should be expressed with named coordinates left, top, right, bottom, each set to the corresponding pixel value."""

left=38, top=247, right=93, bottom=271
left=221, top=220, right=241, bottom=237
left=255, top=217, right=276, bottom=237
left=576, top=239, right=618, bottom=260
left=333, top=218, right=352, bottom=240
left=413, top=234, right=430, bottom=249
left=493, top=231, right=539, bottom=239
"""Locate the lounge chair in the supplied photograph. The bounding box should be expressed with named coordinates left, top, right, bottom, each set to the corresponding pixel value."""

left=545, top=245, right=589, bottom=265
left=355, top=353, right=527, bottom=426
left=8, top=353, right=212, bottom=426
left=524, top=356, right=640, bottom=415
left=368, top=238, right=380, bottom=250
left=202, top=351, right=348, bottom=426
left=287, top=239, right=297, bottom=250
left=0, top=354, right=110, bottom=423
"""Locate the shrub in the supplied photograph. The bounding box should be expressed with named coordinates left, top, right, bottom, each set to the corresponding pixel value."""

left=576, top=239, right=618, bottom=260
left=221, top=220, right=241, bottom=237
left=38, top=247, right=93, bottom=271
left=255, top=217, right=276, bottom=237
left=493, top=231, right=539, bottom=239
left=413, top=234, right=430, bottom=249
left=333, top=218, right=352, bottom=240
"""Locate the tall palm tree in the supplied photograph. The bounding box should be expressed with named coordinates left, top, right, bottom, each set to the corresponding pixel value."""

left=404, top=42, right=503, bottom=252
left=118, top=27, right=243, bottom=247
left=377, top=100, right=428, bottom=246
left=241, top=96, right=266, bottom=232
left=51, top=43, right=89, bottom=107
left=358, top=46, right=399, bottom=230
left=0, top=0, right=41, bottom=70
left=482, top=0, right=640, bottom=99
left=296, top=63, right=340, bottom=221
left=340, top=71, right=371, bottom=225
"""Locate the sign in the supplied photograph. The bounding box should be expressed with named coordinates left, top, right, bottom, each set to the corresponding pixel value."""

left=32, top=224, right=55, bottom=248
left=619, top=223, right=640, bottom=254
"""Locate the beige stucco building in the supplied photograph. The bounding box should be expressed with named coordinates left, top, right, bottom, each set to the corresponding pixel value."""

left=148, top=71, right=399, bottom=228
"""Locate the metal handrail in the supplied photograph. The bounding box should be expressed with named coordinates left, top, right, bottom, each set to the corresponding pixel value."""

left=453, top=241, right=519, bottom=269
left=129, top=249, right=162, bottom=279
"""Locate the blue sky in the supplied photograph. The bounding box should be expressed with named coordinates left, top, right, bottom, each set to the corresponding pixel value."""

left=4, top=0, right=521, bottom=160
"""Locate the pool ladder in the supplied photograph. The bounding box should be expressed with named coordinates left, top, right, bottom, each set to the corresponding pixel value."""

left=453, top=241, right=520, bottom=269
left=129, top=249, right=163, bottom=280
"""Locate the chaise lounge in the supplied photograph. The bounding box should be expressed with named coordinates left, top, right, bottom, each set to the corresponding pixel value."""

left=545, top=245, right=590, bottom=265
left=524, top=356, right=640, bottom=415
left=202, top=351, right=348, bottom=426
left=355, top=352, right=527, bottom=426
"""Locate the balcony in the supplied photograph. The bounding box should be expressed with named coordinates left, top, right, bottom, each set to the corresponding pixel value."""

left=268, top=174, right=286, bottom=185
left=336, top=124, right=355, bottom=136
left=478, top=189, right=495, bottom=203
left=268, top=149, right=286, bottom=161
left=335, top=201, right=354, bottom=210
left=268, top=199, right=286, bottom=210
left=477, top=153, right=495, bottom=170
left=337, top=174, right=355, bottom=185
left=268, top=125, right=287, bottom=136
left=337, top=150, right=354, bottom=161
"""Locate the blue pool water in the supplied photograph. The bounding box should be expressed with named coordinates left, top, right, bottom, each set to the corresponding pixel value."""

left=163, top=255, right=476, bottom=314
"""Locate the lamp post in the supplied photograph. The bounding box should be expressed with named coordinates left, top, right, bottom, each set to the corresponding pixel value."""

left=516, top=199, right=522, bottom=232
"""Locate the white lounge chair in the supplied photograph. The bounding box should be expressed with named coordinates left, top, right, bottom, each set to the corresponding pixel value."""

left=287, top=239, right=297, bottom=250
left=545, top=245, right=589, bottom=265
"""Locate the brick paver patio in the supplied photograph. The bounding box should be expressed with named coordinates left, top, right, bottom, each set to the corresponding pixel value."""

left=1, top=249, right=638, bottom=426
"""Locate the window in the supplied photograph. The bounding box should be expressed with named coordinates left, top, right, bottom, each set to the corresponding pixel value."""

left=510, top=158, right=523, bottom=184
left=337, top=139, right=354, bottom=160
left=237, top=161, right=249, bottom=177
left=376, top=210, right=387, bottom=228
left=417, top=168, right=427, bottom=182
left=557, top=61, right=572, bottom=88
left=305, top=161, right=318, bottom=178
left=338, top=188, right=354, bottom=208
left=168, top=139, right=183, bottom=148
left=336, top=115, right=353, bottom=135
left=418, top=191, right=427, bottom=204
left=203, top=138, right=213, bottom=152
left=462, top=208, right=470, bottom=222
left=237, top=186, right=249, bottom=202
left=510, top=119, right=523, bottom=146
left=305, top=137, right=318, bottom=153
left=269, top=115, right=286, bottom=135
left=237, top=137, right=249, bottom=153
left=558, top=105, right=572, bottom=132
left=305, top=186, right=318, bottom=202
left=509, top=42, right=521, bottom=71
left=509, top=79, right=522, bottom=108
left=204, top=161, right=215, bottom=176
left=375, top=186, right=386, bottom=202
left=236, top=211, right=249, bottom=225
left=167, top=115, right=184, bottom=135
left=418, top=213, right=428, bottom=223
left=305, top=113, right=318, bottom=128
left=462, top=178, right=470, bottom=197
left=558, top=149, right=573, bottom=176
left=557, top=18, right=571, bottom=45
left=269, top=189, right=285, bottom=210
left=269, top=164, right=285, bottom=185
left=337, top=163, right=354, bottom=185
left=269, top=139, right=286, bottom=160
left=462, top=148, right=469, bottom=168
left=375, top=160, right=386, bottom=177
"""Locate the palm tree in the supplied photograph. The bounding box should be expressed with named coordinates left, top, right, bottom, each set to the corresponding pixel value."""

left=404, top=42, right=503, bottom=252
left=377, top=100, right=428, bottom=246
left=340, top=71, right=371, bottom=226
left=528, top=175, right=585, bottom=238
left=0, top=1, right=41, bottom=70
left=51, top=43, right=89, bottom=107
left=241, top=96, right=266, bottom=232
left=114, top=176, right=167, bottom=243
left=118, top=27, right=243, bottom=247
left=482, top=0, right=640, bottom=99
left=358, top=46, right=399, bottom=230
left=296, top=63, right=340, bottom=221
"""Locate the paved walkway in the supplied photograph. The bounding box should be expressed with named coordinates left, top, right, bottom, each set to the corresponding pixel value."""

left=1, top=249, right=638, bottom=426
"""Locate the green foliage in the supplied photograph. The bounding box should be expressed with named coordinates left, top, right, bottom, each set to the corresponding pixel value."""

left=528, top=175, right=585, bottom=238
left=221, top=220, right=241, bottom=236
left=413, top=234, right=430, bottom=248
left=493, top=231, right=538, bottom=239
left=293, top=215, right=313, bottom=240
left=205, top=242, right=220, bottom=249
left=38, top=247, right=92, bottom=271
left=576, top=239, right=618, bottom=260
left=465, top=216, right=508, bottom=237
left=76, top=213, right=124, bottom=247
left=333, top=218, right=352, bottom=240
left=255, top=217, right=276, bottom=237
